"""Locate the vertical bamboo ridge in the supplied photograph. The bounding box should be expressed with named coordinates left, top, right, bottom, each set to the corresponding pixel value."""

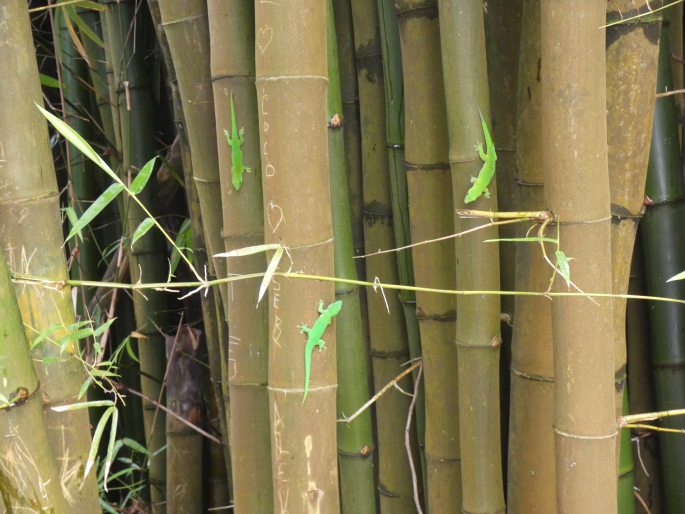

left=0, top=252, right=69, bottom=513
left=396, top=1, right=459, bottom=512
left=606, top=0, right=661, bottom=420
left=0, top=1, right=100, bottom=510
left=327, top=3, right=377, bottom=511
left=641, top=26, right=685, bottom=514
left=542, top=2, right=616, bottom=512
left=207, top=0, right=272, bottom=511
left=507, top=1, right=556, bottom=511
left=157, top=0, right=227, bottom=301
left=255, top=2, right=340, bottom=512
left=349, top=1, right=417, bottom=510
left=103, top=3, right=170, bottom=509
left=438, top=1, right=504, bottom=512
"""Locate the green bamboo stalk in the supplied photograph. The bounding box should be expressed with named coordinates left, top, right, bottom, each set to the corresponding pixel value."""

left=254, top=1, right=340, bottom=512
left=333, top=0, right=365, bottom=279
left=206, top=0, right=272, bottom=511
left=395, top=1, right=458, bottom=512
left=483, top=1, right=523, bottom=471
left=54, top=6, right=100, bottom=307
left=376, top=0, right=426, bottom=497
left=506, top=1, right=556, bottom=510
left=327, top=2, right=377, bottom=512
left=626, top=243, right=664, bottom=514
left=542, top=2, right=616, bottom=512
left=349, top=1, right=417, bottom=511
left=0, top=251, right=69, bottom=513
left=102, top=3, right=170, bottom=509
left=157, top=0, right=227, bottom=306
left=640, top=25, right=685, bottom=514
left=437, top=1, right=504, bottom=512
left=0, top=1, right=100, bottom=510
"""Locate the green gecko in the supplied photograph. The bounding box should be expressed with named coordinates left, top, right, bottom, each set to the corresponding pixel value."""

left=298, top=299, right=343, bottom=404
left=464, top=107, right=497, bottom=204
left=223, top=93, right=251, bottom=191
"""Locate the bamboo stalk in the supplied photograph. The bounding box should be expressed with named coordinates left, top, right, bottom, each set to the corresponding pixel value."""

left=102, top=3, right=170, bottom=509
left=506, top=1, right=556, bottom=510
left=254, top=1, right=340, bottom=511
left=395, top=1, right=459, bottom=511
left=0, top=1, right=100, bottom=509
left=327, top=2, right=378, bottom=511
left=349, top=0, right=417, bottom=511
left=0, top=252, right=69, bottom=513
left=640, top=25, right=685, bottom=513
left=542, top=2, right=616, bottom=512
left=437, top=1, right=504, bottom=512
left=206, top=0, right=272, bottom=510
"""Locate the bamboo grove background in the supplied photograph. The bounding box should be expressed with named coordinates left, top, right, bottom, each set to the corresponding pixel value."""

left=0, top=0, right=683, bottom=512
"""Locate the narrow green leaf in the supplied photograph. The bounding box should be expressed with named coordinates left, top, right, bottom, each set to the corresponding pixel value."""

left=65, top=5, right=104, bottom=47
left=52, top=400, right=115, bottom=412
left=66, top=182, right=124, bottom=243
left=84, top=406, right=115, bottom=480
left=170, top=218, right=192, bottom=274
left=36, top=103, right=116, bottom=179
left=129, top=157, right=157, bottom=194
left=64, top=206, right=83, bottom=243
left=103, top=408, right=119, bottom=489
left=78, top=376, right=93, bottom=400
left=93, top=317, right=116, bottom=338
left=131, top=217, right=155, bottom=248
left=124, top=337, right=140, bottom=364
left=122, top=437, right=150, bottom=456
left=39, top=73, right=60, bottom=88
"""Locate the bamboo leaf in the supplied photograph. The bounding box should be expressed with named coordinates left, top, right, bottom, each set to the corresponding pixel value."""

left=667, top=270, right=685, bottom=282
left=52, top=400, right=115, bottom=412
left=66, top=182, right=124, bottom=243
left=65, top=5, right=104, bottom=47
left=170, top=218, right=193, bottom=275
left=78, top=376, right=93, bottom=400
left=39, top=73, right=60, bottom=88
left=125, top=337, right=140, bottom=364
left=103, top=408, right=119, bottom=490
left=131, top=217, right=155, bottom=248
left=64, top=206, right=82, bottom=242
left=129, top=157, right=157, bottom=194
left=93, top=317, right=116, bottom=338
left=37, top=103, right=116, bottom=179
left=83, top=406, right=115, bottom=480
left=61, top=6, right=92, bottom=68
left=215, top=243, right=285, bottom=305
left=122, top=437, right=150, bottom=456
